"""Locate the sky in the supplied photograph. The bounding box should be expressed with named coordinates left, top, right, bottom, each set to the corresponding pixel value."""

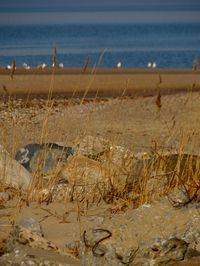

left=0, top=0, right=200, bottom=25
left=1, top=0, right=200, bottom=8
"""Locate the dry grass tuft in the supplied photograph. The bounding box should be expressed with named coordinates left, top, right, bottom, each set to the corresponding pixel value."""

left=193, top=56, right=199, bottom=71
left=0, top=55, right=200, bottom=217
left=10, top=60, right=16, bottom=80
left=82, top=53, right=90, bottom=73
left=53, top=47, right=57, bottom=67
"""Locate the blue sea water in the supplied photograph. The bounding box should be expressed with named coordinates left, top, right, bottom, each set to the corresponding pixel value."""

left=0, top=5, right=200, bottom=69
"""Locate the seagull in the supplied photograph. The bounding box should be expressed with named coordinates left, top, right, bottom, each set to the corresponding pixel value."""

left=147, top=62, right=152, bottom=68
left=117, top=62, right=122, bottom=68
left=6, top=65, right=12, bottom=70
left=152, top=62, right=157, bottom=68
left=6, top=64, right=16, bottom=70
left=58, top=63, right=64, bottom=69
left=37, top=63, right=47, bottom=69
left=22, top=63, right=31, bottom=70
left=42, top=63, right=47, bottom=69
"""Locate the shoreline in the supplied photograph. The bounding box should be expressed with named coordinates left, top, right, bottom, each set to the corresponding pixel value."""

left=0, top=68, right=200, bottom=99
left=0, top=67, right=200, bottom=75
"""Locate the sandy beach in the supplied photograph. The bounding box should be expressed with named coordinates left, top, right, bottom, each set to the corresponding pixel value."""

left=0, top=68, right=200, bottom=98
left=2, top=1, right=200, bottom=264
left=2, top=88, right=200, bottom=265
left=1, top=70, right=200, bottom=265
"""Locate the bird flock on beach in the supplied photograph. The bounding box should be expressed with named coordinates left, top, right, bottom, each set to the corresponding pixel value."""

left=6, top=61, right=158, bottom=70
left=116, top=61, right=157, bottom=69
left=5, top=62, right=65, bottom=70
left=147, top=62, right=157, bottom=68
left=5, top=45, right=159, bottom=71
left=4, top=55, right=199, bottom=72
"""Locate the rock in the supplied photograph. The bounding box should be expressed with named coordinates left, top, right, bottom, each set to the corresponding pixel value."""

left=57, top=150, right=135, bottom=203
left=76, top=135, right=110, bottom=160
left=55, top=140, right=200, bottom=204
left=7, top=218, right=43, bottom=252
left=168, top=186, right=191, bottom=207
left=145, top=238, right=188, bottom=265
left=54, top=136, right=136, bottom=203
left=174, top=256, right=200, bottom=265
left=82, top=197, right=200, bottom=265
left=9, top=218, right=57, bottom=251
left=0, top=192, right=10, bottom=203
left=17, top=218, right=42, bottom=236
left=130, top=153, right=200, bottom=181
left=0, top=145, right=31, bottom=189
left=76, top=135, right=135, bottom=166
left=7, top=217, right=79, bottom=262
left=15, top=143, right=74, bottom=175
left=15, top=143, right=40, bottom=171
left=0, top=245, right=79, bottom=265
left=58, top=155, right=105, bottom=203
left=0, top=232, right=9, bottom=256
left=128, top=153, right=200, bottom=201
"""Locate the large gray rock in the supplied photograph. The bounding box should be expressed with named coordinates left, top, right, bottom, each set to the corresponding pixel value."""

left=129, top=153, right=200, bottom=183
left=81, top=197, right=200, bottom=265
left=0, top=145, right=31, bottom=189
left=54, top=140, right=200, bottom=205
left=15, top=143, right=74, bottom=176
left=54, top=136, right=135, bottom=203
left=127, top=153, right=200, bottom=201
left=56, top=150, right=135, bottom=204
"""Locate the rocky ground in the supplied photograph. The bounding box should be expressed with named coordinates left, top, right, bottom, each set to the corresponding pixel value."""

left=1, top=91, right=200, bottom=154
left=1, top=92, right=200, bottom=265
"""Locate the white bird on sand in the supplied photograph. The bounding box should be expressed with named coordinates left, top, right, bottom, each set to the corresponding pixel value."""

left=6, top=64, right=16, bottom=70
left=147, top=62, right=152, bottom=68
left=22, top=63, right=30, bottom=70
left=42, top=63, right=47, bottom=69
left=58, top=63, right=64, bottom=69
left=117, top=62, right=122, bottom=68
left=152, top=62, right=157, bottom=68
left=6, top=65, right=12, bottom=70
left=37, top=63, right=47, bottom=69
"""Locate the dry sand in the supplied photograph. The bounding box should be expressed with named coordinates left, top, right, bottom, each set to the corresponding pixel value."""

left=1, top=70, right=200, bottom=264
left=1, top=88, right=200, bottom=156
left=0, top=69, right=198, bottom=169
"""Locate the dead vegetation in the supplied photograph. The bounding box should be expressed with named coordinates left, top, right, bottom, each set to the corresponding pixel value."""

left=1, top=63, right=200, bottom=215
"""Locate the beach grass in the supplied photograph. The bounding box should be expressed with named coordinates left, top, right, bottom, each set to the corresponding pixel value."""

left=0, top=55, right=200, bottom=215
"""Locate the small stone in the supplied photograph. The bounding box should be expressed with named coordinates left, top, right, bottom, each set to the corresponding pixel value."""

left=17, top=218, right=42, bottom=235
left=76, top=135, right=110, bottom=160
left=168, top=187, right=191, bottom=207
left=0, top=192, right=10, bottom=203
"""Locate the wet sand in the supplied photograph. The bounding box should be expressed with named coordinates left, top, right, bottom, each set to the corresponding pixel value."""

left=0, top=68, right=200, bottom=98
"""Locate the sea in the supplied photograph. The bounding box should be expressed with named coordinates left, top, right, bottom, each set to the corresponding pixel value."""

left=0, top=4, right=200, bottom=69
